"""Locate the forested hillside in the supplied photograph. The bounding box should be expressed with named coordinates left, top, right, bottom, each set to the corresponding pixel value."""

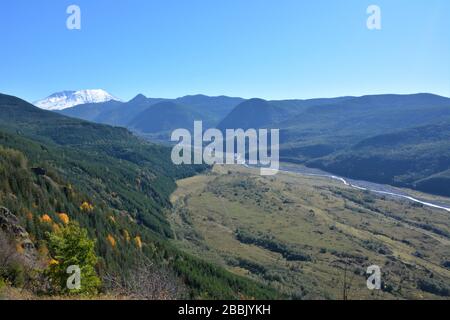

left=218, top=93, right=450, bottom=196
left=60, top=94, right=243, bottom=131
left=0, top=93, right=279, bottom=299
left=309, top=123, right=450, bottom=195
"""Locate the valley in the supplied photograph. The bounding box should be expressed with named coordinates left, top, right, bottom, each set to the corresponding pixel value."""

left=169, top=164, right=450, bottom=299
left=58, top=93, right=450, bottom=198
left=2, top=0, right=449, bottom=305
left=276, top=163, right=450, bottom=212
left=2, top=91, right=450, bottom=300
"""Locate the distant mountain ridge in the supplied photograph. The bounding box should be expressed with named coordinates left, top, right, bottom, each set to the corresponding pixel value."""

left=45, top=90, right=450, bottom=195
left=218, top=98, right=291, bottom=130
left=308, top=122, right=450, bottom=191
left=59, top=94, right=244, bottom=136
left=128, top=101, right=206, bottom=135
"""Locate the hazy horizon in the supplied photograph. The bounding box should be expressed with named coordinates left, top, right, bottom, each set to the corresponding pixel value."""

left=28, top=90, right=450, bottom=105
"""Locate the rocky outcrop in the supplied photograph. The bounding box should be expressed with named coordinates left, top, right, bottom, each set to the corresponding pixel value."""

left=0, top=206, right=37, bottom=264
left=31, top=167, right=46, bottom=176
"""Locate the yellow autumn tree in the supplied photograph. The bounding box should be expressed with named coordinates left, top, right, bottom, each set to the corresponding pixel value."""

left=107, top=234, right=116, bottom=248
left=40, top=214, right=52, bottom=223
left=49, top=258, right=59, bottom=266
left=80, top=201, right=94, bottom=212
left=134, top=236, right=142, bottom=249
left=58, top=213, right=70, bottom=225
left=122, top=229, right=130, bottom=242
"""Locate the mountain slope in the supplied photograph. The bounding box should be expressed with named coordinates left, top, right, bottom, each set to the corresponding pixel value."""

left=214, top=93, right=450, bottom=197
left=57, top=100, right=124, bottom=123
left=217, top=96, right=357, bottom=132
left=308, top=122, right=450, bottom=195
left=0, top=93, right=194, bottom=235
left=34, top=89, right=119, bottom=110
left=59, top=94, right=166, bottom=126
left=217, top=98, right=293, bottom=131
left=278, top=93, right=450, bottom=160
left=128, top=101, right=209, bottom=136
left=0, top=92, right=280, bottom=299
left=0, top=132, right=277, bottom=299
left=94, top=94, right=166, bottom=126
left=175, top=94, right=244, bottom=123
left=60, top=94, right=244, bottom=131
left=281, top=93, right=450, bottom=143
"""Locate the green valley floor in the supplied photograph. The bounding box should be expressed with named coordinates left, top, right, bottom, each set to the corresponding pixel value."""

left=169, top=165, right=450, bottom=300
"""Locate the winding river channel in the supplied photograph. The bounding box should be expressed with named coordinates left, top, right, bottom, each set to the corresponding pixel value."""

left=275, top=163, right=450, bottom=213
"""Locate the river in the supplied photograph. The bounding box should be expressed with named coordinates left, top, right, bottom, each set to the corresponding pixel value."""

left=274, top=163, right=450, bottom=213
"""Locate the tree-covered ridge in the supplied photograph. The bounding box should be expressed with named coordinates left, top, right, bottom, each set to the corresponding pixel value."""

left=0, top=93, right=205, bottom=236
left=214, top=93, right=450, bottom=197
left=309, top=123, right=450, bottom=194
left=59, top=94, right=244, bottom=133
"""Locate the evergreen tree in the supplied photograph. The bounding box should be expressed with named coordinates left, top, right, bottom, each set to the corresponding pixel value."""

left=47, top=222, right=101, bottom=295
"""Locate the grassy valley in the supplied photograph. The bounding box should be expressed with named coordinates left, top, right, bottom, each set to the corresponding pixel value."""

left=170, top=165, right=450, bottom=299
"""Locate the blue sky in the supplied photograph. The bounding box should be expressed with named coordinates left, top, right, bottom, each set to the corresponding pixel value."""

left=0, top=0, right=449, bottom=102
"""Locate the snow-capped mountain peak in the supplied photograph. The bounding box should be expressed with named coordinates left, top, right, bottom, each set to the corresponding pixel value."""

left=34, top=89, right=120, bottom=110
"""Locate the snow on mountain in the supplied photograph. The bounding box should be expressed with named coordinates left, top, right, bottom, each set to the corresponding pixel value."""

left=34, top=89, right=120, bottom=110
